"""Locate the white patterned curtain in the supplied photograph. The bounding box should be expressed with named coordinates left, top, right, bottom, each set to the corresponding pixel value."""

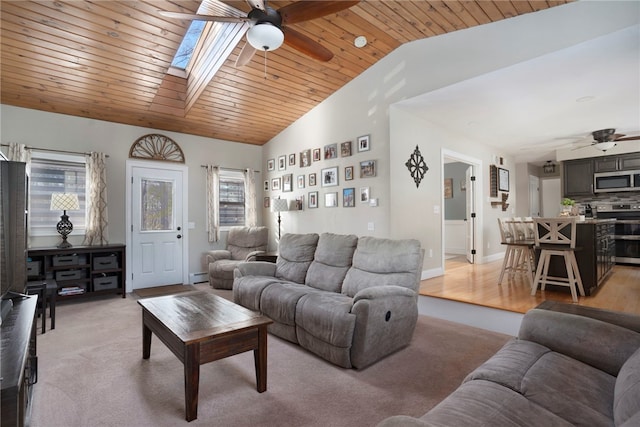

left=83, top=152, right=109, bottom=245
left=7, top=143, right=31, bottom=169
left=205, top=165, right=220, bottom=243
left=244, top=168, right=257, bottom=227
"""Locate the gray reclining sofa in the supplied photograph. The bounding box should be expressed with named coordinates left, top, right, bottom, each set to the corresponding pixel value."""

left=378, top=303, right=640, bottom=427
left=233, top=232, right=424, bottom=369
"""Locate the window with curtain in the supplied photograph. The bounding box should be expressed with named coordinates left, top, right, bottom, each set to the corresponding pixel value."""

left=29, top=153, right=87, bottom=236
left=219, top=170, right=245, bottom=227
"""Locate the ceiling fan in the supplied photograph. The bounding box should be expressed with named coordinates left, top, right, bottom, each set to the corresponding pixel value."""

left=575, top=128, right=640, bottom=152
left=159, top=0, right=360, bottom=67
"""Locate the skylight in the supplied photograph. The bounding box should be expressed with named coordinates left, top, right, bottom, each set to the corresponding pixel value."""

left=171, top=20, right=206, bottom=70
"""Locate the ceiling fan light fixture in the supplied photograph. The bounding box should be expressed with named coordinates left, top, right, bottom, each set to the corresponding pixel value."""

left=247, top=23, right=284, bottom=51
left=595, top=141, right=616, bottom=151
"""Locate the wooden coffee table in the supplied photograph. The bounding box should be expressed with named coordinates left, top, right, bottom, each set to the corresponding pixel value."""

left=137, top=291, right=272, bottom=422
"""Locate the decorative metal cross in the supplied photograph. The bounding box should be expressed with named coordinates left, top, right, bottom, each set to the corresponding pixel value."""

left=405, top=145, right=429, bottom=188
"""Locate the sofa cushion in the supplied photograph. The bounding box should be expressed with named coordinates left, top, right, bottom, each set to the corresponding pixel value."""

left=233, top=275, right=283, bottom=311
left=260, top=282, right=318, bottom=327
left=295, top=292, right=355, bottom=348
left=420, top=379, right=573, bottom=427
left=226, top=226, right=268, bottom=260
left=305, top=233, right=358, bottom=292
left=342, top=237, right=422, bottom=298
left=614, top=347, right=640, bottom=426
left=275, top=233, right=319, bottom=284
left=466, top=339, right=616, bottom=427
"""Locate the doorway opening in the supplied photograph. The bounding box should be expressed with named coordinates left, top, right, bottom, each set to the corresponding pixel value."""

left=442, top=150, right=482, bottom=272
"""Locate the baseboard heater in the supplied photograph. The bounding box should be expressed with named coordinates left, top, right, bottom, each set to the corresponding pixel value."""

left=189, top=272, right=207, bottom=285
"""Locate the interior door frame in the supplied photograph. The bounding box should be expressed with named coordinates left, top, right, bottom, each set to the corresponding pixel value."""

left=441, top=149, right=483, bottom=271
left=125, top=160, right=189, bottom=293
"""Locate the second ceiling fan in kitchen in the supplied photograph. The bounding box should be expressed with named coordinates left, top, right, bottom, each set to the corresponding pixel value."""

left=160, top=0, right=360, bottom=67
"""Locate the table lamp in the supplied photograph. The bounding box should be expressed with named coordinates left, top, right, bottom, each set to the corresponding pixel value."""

left=50, top=193, right=80, bottom=248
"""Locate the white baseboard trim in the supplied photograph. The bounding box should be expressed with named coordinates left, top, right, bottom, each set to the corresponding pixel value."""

left=421, top=267, right=443, bottom=280
left=189, top=272, right=208, bottom=285
left=482, top=251, right=505, bottom=264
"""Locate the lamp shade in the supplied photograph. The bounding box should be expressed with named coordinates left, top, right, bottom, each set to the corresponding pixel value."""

left=247, top=23, right=284, bottom=51
left=271, top=198, right=289, bottom=213
left=50, top=193, right=80, bottom=211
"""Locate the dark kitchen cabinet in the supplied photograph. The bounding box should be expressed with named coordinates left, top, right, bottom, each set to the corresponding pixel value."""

left=563, top=158, right=594, bottom=197
left=594, top=152, right=640, bottom=172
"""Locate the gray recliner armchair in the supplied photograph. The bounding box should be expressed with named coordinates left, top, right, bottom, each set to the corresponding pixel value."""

left=206, top=226, right=268, bottom=289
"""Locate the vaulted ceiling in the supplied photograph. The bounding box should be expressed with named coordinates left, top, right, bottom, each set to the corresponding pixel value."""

left=1, top=1, right=571, bottom=146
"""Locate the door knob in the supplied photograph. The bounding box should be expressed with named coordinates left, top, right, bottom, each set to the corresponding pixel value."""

left=177, top=226, right=181, bottom=231
left=177, top=234, right=182, bottom=239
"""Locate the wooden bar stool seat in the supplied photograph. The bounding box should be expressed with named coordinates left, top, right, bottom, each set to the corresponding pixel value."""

left=532, top=217, right=585, bottom=302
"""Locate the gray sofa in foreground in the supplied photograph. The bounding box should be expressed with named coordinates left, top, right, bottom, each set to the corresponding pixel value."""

left=378, top=302, right=640, bottom=427
left=233, top=232, right=424, bottom=369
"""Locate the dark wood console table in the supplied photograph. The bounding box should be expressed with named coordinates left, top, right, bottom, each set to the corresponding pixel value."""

left=1, top=294, right=38, bottom=427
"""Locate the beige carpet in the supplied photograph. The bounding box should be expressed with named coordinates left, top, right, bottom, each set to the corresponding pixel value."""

left=31, top=289, right=510, bottom=427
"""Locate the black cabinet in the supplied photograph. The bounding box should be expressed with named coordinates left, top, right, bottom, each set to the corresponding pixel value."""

left=594, top=152, right=640, bottom=172
left=27, top=245, right=126, bottom=299
left=563, top=159, right=594, bottom=197
left=1, top=295, right=38, bottom=427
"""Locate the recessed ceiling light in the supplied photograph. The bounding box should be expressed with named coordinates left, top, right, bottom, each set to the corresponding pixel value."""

left=354, top=36, right=367, bottom=48
left=576, top=96, right=595, bottom=103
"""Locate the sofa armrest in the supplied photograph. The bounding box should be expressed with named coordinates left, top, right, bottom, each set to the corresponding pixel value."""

left=245, top=250, right=266, bottom=261
left=350, top=286, right=419, bottom=368
left=233, top=261, right=276, bottom=278
left=206, top=250, right=232, bottom=264
left=535, top=301, right=640, bottom=333
left=519, top=308, right=640, bottom=376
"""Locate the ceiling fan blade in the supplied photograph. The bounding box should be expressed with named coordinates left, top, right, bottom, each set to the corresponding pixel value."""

left=245, top=0, right=265, bottom=11
left=279, top=1, right=360, bottom=25
left=283, top=27, right=333, bottom=62
left=158, top=10, right=250, bottom=23
left=614, top=135, right=640, bottom=141
left=235, top=41, right=257, bottom=67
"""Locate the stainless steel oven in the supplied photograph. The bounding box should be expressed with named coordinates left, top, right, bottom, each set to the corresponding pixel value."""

left=596, top=204, right=640, bottom=265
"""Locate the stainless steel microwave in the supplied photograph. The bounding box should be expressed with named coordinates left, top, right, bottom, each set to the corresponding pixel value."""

left=594, top=170, right=640, bottom=193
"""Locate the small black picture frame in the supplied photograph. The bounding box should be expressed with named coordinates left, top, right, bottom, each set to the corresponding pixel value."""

left=498, top=168, right=509, bottom=192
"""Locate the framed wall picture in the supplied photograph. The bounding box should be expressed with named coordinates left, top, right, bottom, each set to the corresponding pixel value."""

left=345, top=166, right=354, bottom=181
left=309, top=173, right=317, bottom=186
left=341, top=141, right=352, bottom=157
left=282, top=173, right=293, bottom=192
left=357, top=134, right=370, bottom=152
left=359, top=160, right=376, bottom=178
left=444, top=178, right=453, bottom=199
left=324, top=143, right=338, bottom=160
left=498, top=167, right=509, bottom=192
left=278, top=155, right=286, bottom=171
left=297, top=175, right=305, bottom=189
left=313, top=148, right=321, bottom=162
left=288, top=153, right=296, bottom=166
left=325, top=192, right=338, bottom=207
left=267, top=159, right=275, bottom=171
left=343, top=188, right=355, bottom=207
left=360, top=187, right=370, bottom=203
left=300, top=149, right=311, bottom=167
left=271, top=177, right=281, bottom=191
left=321, top=166, right=339, bottom=187
left=308, top=191, right=318, bottom=208
left=263, top=197, right=270, bottom=208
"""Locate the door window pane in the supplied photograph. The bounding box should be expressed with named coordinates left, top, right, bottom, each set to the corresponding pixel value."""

left=141, top=179, right=173, bottom=231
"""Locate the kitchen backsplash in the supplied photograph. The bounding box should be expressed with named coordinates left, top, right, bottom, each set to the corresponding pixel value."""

left=572, top=193, right=640, bottom=215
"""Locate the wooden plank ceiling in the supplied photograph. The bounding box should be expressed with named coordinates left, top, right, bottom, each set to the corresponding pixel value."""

left=1, top=1, right=571, bottom=145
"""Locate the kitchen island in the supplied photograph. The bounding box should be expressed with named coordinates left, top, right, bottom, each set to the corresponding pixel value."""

left=538, top=218, right=615, bottom=296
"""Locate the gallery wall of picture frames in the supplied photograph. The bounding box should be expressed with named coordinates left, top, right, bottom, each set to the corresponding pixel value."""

left=264, top=134, right=377, bottom=211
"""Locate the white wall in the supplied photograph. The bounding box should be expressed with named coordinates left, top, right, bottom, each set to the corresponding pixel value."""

left=0, top=106, right=262, bottom=274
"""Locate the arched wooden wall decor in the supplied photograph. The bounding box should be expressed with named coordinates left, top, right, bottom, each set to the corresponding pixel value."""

left=405, top=145, right=429, bottom=188
left=129, top=134, right=185, bottom=163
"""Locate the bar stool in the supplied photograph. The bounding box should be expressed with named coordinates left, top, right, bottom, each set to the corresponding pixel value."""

left=532, top=217, right=585, bottom=302
left=498, top=218, right=535, bottom=286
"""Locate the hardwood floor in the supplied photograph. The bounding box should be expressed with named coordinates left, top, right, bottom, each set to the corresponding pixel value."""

left=420, top=255, right=640, bottom=315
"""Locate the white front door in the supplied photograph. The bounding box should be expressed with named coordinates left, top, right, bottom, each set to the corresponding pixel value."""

left=129, top=164, right=186, bottom=289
